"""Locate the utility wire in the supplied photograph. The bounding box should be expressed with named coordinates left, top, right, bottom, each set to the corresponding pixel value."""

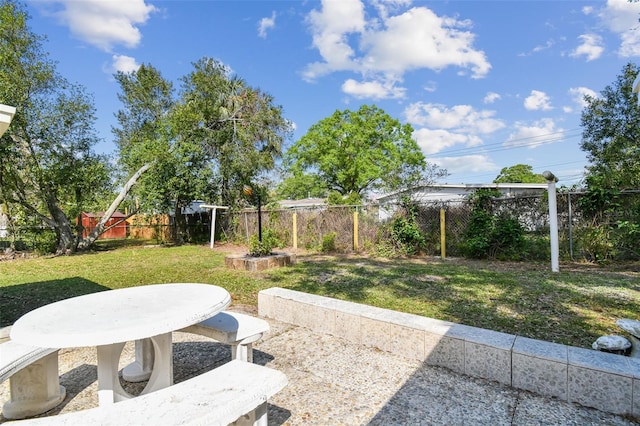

left=428, top=129, right=582, bottom=158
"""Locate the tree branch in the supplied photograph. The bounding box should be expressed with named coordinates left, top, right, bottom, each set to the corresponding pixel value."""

left=77, top=162, right=152, bottom=250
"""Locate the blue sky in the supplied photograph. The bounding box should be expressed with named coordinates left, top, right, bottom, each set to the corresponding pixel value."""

left=24, top=0, right=640, bottom=186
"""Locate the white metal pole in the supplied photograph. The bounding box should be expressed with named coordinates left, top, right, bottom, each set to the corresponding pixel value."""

left=543, top=171, right=559, bottom=272
left=210, top=208, right=216, bottom=249
left=201, top=205, right=227, bottom=249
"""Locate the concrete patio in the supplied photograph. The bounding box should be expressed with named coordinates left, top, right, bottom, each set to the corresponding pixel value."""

left=1, top=302, right=638, bottom=425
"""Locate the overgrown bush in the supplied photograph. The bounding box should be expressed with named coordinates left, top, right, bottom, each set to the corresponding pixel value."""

left=376, top=197, right=426, bottom=256
left=522, top=233, right=550, bottom=261
left=27, top=229, right=57, bottom=255
left=576, top=175, right=640, bottom=261
left=461, top=189, right=526, bottom=260
left=248, top=229, right=281, bottom=257
left=575, top=225, right=615, bottom=263
left=321, top=232, right=336, bottom=252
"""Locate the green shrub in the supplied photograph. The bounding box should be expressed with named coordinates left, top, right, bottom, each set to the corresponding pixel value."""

left=460, top=209, right=493, bottom=258
left=248, top=229, right=280, bottom=257
left=576, top=226, right=615, bottom=263
left=390, top=215, right=425, bottom=255
left=30, top=230, right=58, bottom=255
left=460, top=189, right=525, bottom=260
left=321, top=232, right=336, bottom=253
left=491, top=217, right=526, bottom=260
left=522, top=233, right=550, bottom=261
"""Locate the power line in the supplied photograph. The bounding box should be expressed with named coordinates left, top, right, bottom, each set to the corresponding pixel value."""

left=427, top=129, right=582, bottom=159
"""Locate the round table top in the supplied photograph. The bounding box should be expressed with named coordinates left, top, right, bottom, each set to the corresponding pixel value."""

left=10, top=283, right=231, bottom=348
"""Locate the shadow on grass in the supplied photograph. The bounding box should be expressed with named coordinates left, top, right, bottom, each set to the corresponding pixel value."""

left=0, top=278, right=109, bottom=327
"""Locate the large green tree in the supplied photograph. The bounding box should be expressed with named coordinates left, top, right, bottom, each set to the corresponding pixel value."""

left=0, top=0, right=113, bottom=253
left=175, top=57, right=292, bottom=209
left=579, top=62, right=640, bottom=260
left=113, top=57, right=291, bottom=243
left=281, top=105, right=431, bottom=202
left=113, top=64, right=217, bottom=242
left=493, top=164, right=546, bottom=184
left=581, top=62, right=640, bottom=190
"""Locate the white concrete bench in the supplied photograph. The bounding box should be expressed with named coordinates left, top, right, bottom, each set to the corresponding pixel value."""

left=123, top=311, right=270, bottom=382
left=180, top=311, right=270, bottom=363
left=10, top=360, right=288, bottom=426
left=0, top=340, right=65, bottom=419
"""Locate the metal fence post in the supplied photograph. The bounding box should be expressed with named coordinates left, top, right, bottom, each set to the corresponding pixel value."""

left=440, top=206, right=446, bottom=259
left=567, top=193, right=574, bottom=260
left=293, top=211, right=298, bottom=250
left=353, top=208, right=359, bottom=251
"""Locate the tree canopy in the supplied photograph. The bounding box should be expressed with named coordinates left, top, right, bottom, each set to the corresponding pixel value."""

left=580, top=62, right=640, bottom=190
left=2, top=0, right=292, bottom=252
left=174, top=58, right=292, bottom=209
left=112, top=57, right=293, bottom=241
left=0, top=0, right=112, bottom=253
left=493, top=164, right=546, bottom=184
left=280, top=105, right=433, bottom=202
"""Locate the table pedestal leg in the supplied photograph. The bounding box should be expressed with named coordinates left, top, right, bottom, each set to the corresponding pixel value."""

left=141, top=333, right=173, bottom=395
left=96, top=333, right=173, bottom=405
left=96, top=342, right=128, bottom=405
left=2, top=352, right=66, bottom=420
left=122, top=339, right=154, bottom=382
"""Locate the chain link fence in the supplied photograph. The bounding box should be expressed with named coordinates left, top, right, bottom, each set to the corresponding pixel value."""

left=223, top=190, right=639, bottom=261
left=2, top=190, right=638, bottom=261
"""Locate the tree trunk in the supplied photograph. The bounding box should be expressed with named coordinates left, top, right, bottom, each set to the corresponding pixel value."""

left=77, top=163, right=152, bottom=251
left=48, top=198, right=77, bottom=254
left=174, top=201, right=186, bottom=244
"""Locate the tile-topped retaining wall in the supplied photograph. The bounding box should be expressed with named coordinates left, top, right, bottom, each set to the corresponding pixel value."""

left=258, top=287, right=640, bottom=418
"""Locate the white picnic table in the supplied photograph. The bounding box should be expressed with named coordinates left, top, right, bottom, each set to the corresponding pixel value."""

left=9, top=283, right=231, bottom=406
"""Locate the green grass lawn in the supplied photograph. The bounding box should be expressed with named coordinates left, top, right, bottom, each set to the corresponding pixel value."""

left=1, top=240, right=638, bottom=349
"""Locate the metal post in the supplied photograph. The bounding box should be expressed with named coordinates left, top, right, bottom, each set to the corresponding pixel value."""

left=201, top=205, right=228, bottom=249
left=567, top=193, right=574, bottom=260
left=353, top=208, right=359, bottom=251
left=209, top=208, right=216, bottom=249
left=257, top=193, right=262, bottom=242
left=292, top=211, right=298, bottom=250
left=440, top=207, right=446, bottom=259
left=543, top=171, right=559, bottom=272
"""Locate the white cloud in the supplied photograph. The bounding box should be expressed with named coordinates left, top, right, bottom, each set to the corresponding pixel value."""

left=599, top=0, right=640, bottom=57
left=360, top=7, right=491, bottom=78
left=304, top=0, right=366, bottom=80
left=412, top=128, right=482, bottom=155
left=524, top=90, right=553, bottom=111
left=406, top=102, right=505, bottom=155
left=258, top=11, right=277, bottom=39
left=406, top=103, right=504, bottom=133
left=504, top=118, right=564, bottom=149
left=518, top=39, right=557, bottom=57
left=44, top=0, right=157, bottom=51
left=582, top=6, right=594, bottom=15
left=341, top=78, right=405, bottom=99
left=370, top=0, right=412, bottom=21
left=433, top=155, right=497, bottom=175
left=483, top=92, right=501, bottom=104
left=533, top=39, right=555, bottom=53
left=303, top=1, right=491, bottom=99
left=570, top=34, right=604, bottom=61
left=111, top=55, right=140, bottom=73
left=423, top=81, right=437, bottom=93
left=568, top=86, right=597, bottom=109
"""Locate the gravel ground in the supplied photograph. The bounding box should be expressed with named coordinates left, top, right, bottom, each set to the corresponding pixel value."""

left=1, top=304, right=638, bottom=425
